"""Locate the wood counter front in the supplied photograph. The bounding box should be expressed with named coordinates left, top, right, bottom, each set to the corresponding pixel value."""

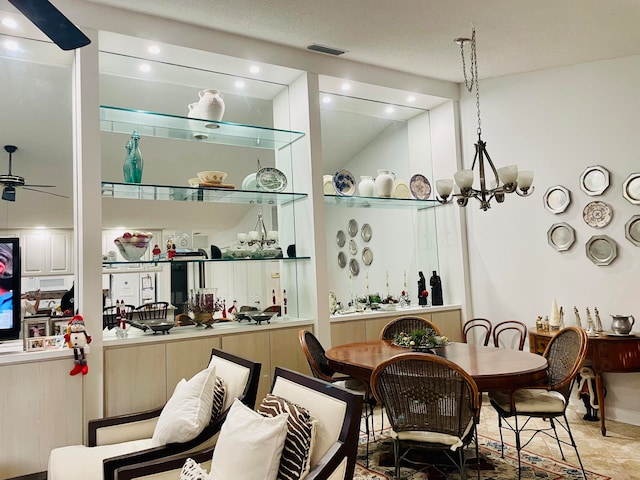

left=529, top=329, right=640, bottom=436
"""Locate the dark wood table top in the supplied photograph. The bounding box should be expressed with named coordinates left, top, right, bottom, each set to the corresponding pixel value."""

left=326, top=340, right=548, bottom=392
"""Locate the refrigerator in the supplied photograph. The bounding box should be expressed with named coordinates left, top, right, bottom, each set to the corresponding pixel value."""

left=106, top=272, right=156, bottom=307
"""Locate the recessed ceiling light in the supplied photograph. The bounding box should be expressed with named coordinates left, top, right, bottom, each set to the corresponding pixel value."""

left=139, top=63, right=151, bottom=72
left=34, top=225, right=47, bottom=230
left=148, top=45, right=160, bottom=55
left=235, top=80, right=245, bottom=89
left=385, top=106, right=395, bottom=114
left=249, top=65, right=260, bottom=74
left=2, top=18, right=18, bottom=29
left=322, top=96, right=332, bottom=104
left=341, top=83, right=351, bottom=91
left=406, top=95, right=416, bottom=103
left=3, top=39, right=19, bottom=51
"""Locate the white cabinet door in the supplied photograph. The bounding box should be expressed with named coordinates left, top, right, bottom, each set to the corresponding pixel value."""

left=48, top=231, right=72, bottom=274
left=21, top=230, right=73, bottom=276
left=22, top=232, right=47, bottom=275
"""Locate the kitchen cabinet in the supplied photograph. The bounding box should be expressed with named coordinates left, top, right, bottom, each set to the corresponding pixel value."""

left=21, top=229, right=73, bottom=276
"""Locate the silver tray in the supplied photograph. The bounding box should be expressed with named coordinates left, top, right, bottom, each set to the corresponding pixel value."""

left=585, top=235, right=617, bottom=266
left=336, top=230, right=346, bottom=247
left=543, top=185, right=571, bottom=214
left=583, top=201, right=612, bottom=228
left=622, top=173, right=640, bottom=205
left=362, top=246, right=373, bottom=265
left=348, top=218, right=358, bottom=237
left=361, top=223, right=372, bottom=242
left=349, top=258, right=360, bottom=276
left=547, top=222, right=575, bottom=252
left=625, top=215, right=640, bottom=247
left=337, top=251, right=347, bottom=268
left=579, top=165, right=610, bottom=196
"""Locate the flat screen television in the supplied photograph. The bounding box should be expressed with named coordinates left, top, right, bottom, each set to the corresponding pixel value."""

left=0, top=237, right=21, bottom=341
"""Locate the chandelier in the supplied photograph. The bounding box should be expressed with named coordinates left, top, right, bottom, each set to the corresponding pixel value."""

left=436, top=27, right=533, bottom=211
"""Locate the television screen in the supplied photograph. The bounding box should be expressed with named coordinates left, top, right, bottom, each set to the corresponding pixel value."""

left=0, top=238, right=21, bottom=341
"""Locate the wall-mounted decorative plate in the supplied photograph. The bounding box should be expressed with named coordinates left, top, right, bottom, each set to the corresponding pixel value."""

left=349, top=258, right=360, bottom=276
left=332, top=169, right=356, bottom=196
left=348, top=219, right=358, bottom=237
left=336, top=230, right=346, bottom=247
left=585, top=235, right=617, bottom=266
left=349, top=239, right=357, bottom=255
left=547, top=222, right=576, bottom=252
left=543, top=185, right=571, bottom=214
left=625, top=215, right=640, bottom=247
left=362, top=247, right=373, bottom=266
left=337, top=251, right=347, bottom=268
left=583, top=201, right=612, bottom=228
left=580, top=165, right=610, bottom=196
left=361, top=223, right=372, bottom=242
left=622, top=173, right=640, bottom=205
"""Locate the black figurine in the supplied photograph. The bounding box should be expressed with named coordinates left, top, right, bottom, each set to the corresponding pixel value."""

left=418, top=271, right=428, bottom=306
left=430, top=270, right=443, bottom=306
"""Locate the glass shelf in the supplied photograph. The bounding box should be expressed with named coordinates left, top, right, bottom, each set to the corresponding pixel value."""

left=102, top=182, right=307, bottom=206
left=324, top=194, right=441, bottom=210
left=100, top=106, right=305, bottom=151
left=102, top=257, right=310, bottom=266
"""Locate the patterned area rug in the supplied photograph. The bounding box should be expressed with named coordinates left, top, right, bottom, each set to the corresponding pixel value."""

left=354, top=432, right=611, bottom=480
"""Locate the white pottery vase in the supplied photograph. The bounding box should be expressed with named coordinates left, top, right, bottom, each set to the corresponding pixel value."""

left=375, top=170, right=395, bottom=198
left=358, top=176, right=376, bottom=197
left=196, top=88, right=225, bottom=121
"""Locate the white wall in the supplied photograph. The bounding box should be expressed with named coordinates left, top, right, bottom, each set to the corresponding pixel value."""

left=459, top=54, right=640, bottom=423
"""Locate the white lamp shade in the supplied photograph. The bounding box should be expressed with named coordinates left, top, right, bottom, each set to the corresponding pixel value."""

left=517, top=170, right=534, bottom=189
left=454, top=169, right=474, bottom=189
left=248, top=230, right=260, bottom=241
left=497, top=165, right=518, bottom=185
left=436, top=179, right=453, bottom=196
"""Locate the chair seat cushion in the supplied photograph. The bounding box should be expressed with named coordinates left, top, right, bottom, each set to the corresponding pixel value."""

left=48, top=438, right=154, bottom=480
left=490, top=388, right=566, bottom=414
left=390, top=417, right=474, bottom=451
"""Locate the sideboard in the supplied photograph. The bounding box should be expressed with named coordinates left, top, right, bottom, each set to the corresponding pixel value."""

left=529, top=329, right=640, bottom=436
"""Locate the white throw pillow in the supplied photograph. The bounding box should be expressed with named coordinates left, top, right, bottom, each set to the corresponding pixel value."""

left=180, top=457, right=210, bottom=480
left=151, top=365, right=217, bottom=446
left=209, top=398, right=289, bottom=480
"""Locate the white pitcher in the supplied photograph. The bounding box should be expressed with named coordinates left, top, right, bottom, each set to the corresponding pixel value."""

left=196, top=88, right=225, bottom=121
left=358, top=176, right=376, bottom=197
left=375, top=170, right=395, bottom=198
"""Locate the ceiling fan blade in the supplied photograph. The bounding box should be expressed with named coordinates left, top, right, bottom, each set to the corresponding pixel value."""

left=8, top=0, right=91, bottom=51
left=22, top=187, right=68, bottom=198
left=23, top=184, right=56, bottom=188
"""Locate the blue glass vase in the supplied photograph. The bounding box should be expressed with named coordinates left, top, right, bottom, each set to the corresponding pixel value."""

left=123, top=131, right=143, bottom=183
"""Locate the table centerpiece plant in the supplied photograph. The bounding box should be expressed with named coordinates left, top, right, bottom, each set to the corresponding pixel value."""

left=392, top=329, right=449, bottom=352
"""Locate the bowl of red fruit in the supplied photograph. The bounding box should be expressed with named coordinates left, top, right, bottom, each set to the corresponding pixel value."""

left=114, top=231, right=153, bottom=261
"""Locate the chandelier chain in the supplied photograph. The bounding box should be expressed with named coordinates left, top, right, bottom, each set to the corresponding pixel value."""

left=459, top=27, right=481, bottom=136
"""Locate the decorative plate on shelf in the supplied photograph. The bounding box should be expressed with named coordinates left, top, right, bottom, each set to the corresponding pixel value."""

left=585, top=235, right=617, bottom=266
left=336, top=230, right=346, bottom=247
left=349, top=239, right=357, bottom=255
left=579, top=165, right=610, bottom=196
left=547, top=222, right=576, bottom=252
left=256, top=167, right=287, bottom=192
left=349, top=258, right=360, bottom=276
left=622, top=173, right=640, bottom=205
left=392, top=180, right=411, bottom=199
left=332, top=169, right=356, bottom=196
left=329, top=291, right=338, bottom=314
left=362, top=247, right=373, bottom=266
left=409, top=174, right=432, bottom=200
left=241, top=173, right=258, bottom=191
left=348, top=219, right=358, bottom=237
left=583, top=201, right=612, bottom=228
left=323, top=175, right=335, bottom=195
left=543, top=185, right=571, bottom=214
left=337, top=251, right=347, bottom=268
left=625, top=215, right=640, bottom=247
left=361, top=223, right=372, bottom=242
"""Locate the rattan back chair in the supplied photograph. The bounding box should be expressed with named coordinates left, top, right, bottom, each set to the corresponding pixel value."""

left=371, top=353, right=481, bottom=480
left=493, top=320, right=528, bottom=350
left=462, top=318, right=492, bottom=346
left=379, top=316, right=441, bottom=340
left=488, top=326, right=589, bottom=479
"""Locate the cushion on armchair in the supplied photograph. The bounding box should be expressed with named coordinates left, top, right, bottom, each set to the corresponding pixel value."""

left=180, top=457, right=211, bottom=480
left=210, top=375, right=226, bottom=423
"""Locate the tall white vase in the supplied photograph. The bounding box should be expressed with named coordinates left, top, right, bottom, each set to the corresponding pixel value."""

left=358, top=176, right=376, bottom=197
left=375, top=170, right=395, bottom=198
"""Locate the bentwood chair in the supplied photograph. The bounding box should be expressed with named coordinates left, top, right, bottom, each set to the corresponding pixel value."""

left=493, top=320, right=528, bottom=350
left=379, top=315, right=441, bottom=340
left=102, top=304, right=135, bottom=330
left=462, top=318, right=492, bottom=346
left=298, top=329, right=376, bottom=464
left=371, top=353, right=481, bottom=480
left=489, top=326, right=589, bottom=479
left=135, top=301, right=169, bottom=320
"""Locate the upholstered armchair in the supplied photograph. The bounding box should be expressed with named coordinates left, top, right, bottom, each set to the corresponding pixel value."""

left=47, top=348, right=260, bottom=480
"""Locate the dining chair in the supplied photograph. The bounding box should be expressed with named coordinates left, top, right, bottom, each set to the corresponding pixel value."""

left=488, top=326, right=588, bottom=480
left=135, top=301, right=169, bottom=320
left=371, top=352, right=481, bottom=480
left=102, top=304, right=135, bottom=330
left=298, top=329, right=376, bottom=464
left=379, top=315, right=441, bottom=340
left=462, top=317, right=492, bottom=346
left=493, top=319, right=528, bottom=350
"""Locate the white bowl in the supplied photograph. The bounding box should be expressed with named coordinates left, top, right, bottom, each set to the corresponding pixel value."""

left=187, top=177, right=200, bottom=186
left=113, top=232, right=153, bottom=261
left=197, top=171, right=228, bottom=184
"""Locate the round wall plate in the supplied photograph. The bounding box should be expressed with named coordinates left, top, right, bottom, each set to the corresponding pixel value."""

left=622, top=173, right=640, bottom=205
left=361, top=223, right=372, bottom=242
left=547, top=222, right=576, bottom=252
left=580, top=165, right=610, bottom=196
left=585, top=235, right=617, bottom=266
left=349, top=258, right=360, bottom=276
left=349, top=239, right=357, bottom=255
left=337, top=251, right=347, bottom=268
left=362, top=247, right=373, bottom=265
left=583, top=201, right=613, bottom=228
left=543, top=185, right=571, bottom=214
left=336, top=230, right=346, bottom=247
left=625, top=215, right=640, bottom=247
left=348, top=219, right=358, bottom=237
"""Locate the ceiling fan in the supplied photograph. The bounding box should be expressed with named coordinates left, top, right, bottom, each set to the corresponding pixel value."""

left=7, top=0, right=91, bottom=50
left=0, top=145, right=68, bottom=202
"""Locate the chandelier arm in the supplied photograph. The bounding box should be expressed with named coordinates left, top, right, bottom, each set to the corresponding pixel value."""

left=479, top=141, right=501, bottom=188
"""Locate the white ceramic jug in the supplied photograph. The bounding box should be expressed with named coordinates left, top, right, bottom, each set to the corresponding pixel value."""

left=358, top=176, right=376, bottom=197
left=196, top=88, right=225, bottom=121
left=375, top=170, right=395, bottom=198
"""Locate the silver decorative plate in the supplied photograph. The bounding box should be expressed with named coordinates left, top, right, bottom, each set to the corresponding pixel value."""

left=583, top=201, right=612, bottom=228
left=332, top=169, right=356, bottom=196
left=256, top=167, right=287, bottom=192
left=348, top=219, right=358, bottom=237
left=362, top=247, right=373, bottom=266
left=622, top=173, right=640, bottom=205
left=349, top=258, right=360, bottom=276
left=625, top=215, right=640, bottom=247
left=336, top=230, right=346, bottom=247
left=547, top=222, right=576, bottom=252
left=361, top=223, right=372, bottom=242
left=337, top=251, right=347, bottom=268
left=543, top=185, right=571, bottom=214
left=580, top=165, right=610, bottom=196
left=349, top=239, right=357, bottom=255
left=585, top=235, right=617, bottom=266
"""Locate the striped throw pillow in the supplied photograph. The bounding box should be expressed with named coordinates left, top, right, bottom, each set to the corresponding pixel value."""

left=210, top=376, right=226, bottom=423
left=258, top=394, right=317, bottom=480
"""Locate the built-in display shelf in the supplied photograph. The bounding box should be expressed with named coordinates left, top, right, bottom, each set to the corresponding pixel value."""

left=102, top=256, right=310, bottom=267
left=324, top=194, right=442, bottom=210
left=100, top=106, right=305, bottom=150
left=102, top=182, right=307, bottom=206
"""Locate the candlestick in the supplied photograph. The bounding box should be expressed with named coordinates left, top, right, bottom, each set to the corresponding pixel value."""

left=386, top=270, right=389, bottom=296
left=404, top=269, right=407, bottom=290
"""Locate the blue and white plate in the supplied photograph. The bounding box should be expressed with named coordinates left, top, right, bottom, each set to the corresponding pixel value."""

left=332, top=169, right=356, bottom=196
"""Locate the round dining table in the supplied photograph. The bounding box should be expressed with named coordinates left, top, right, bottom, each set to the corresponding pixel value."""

left=326, top=340, right=548, bottom=392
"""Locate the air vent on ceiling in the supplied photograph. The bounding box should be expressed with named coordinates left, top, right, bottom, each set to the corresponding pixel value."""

left=307, top=44, right=346, bottom=56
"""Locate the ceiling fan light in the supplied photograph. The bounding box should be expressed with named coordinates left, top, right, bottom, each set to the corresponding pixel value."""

left=2, top=186, right=16, bottom=202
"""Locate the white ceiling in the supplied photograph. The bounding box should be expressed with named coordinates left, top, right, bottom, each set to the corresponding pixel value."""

left=85, top=0, right=640, bottom=83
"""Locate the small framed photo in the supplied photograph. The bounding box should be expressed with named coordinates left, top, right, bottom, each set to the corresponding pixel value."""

left=44, top=336, right=61, bottom=350
left=25, top=318, right=48, bottom=338
left=49, top=319, right=69, bottom=337
left=27, top=337, right=45, bottom=351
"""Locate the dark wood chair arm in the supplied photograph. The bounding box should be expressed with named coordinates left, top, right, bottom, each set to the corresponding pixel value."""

left=305, top=442, right=343, bottom=480
left=113, top=447, right=214, bottom=480
left=88, top=407, right=163, bottom=446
